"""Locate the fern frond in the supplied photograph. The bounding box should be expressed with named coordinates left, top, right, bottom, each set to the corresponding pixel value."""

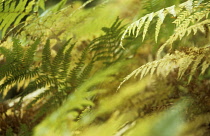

left=0, top=38, right=39, bottom=81
left=157, top=19, right=210, bottom=57
left=155, top=9, right=166, bottom=42
left=0, top=68, right=39, bottom=93
left=142, top=12, right=155, bottom=41
left=120, top=0, right=193, bottom=46
left=51, top=39, right=71, bottom=77
left=59, top=42, right=75, bottom=79
left=0, top=38, right=41, bottom=99
left=91, top=17, right=125, bottom=64
left=120, top=0, right=209, bottom=50
left=12, top=38, right=24, bottom=62
left=68, top=45, right=89, bottom=88
left=33, top=63, right=124, bottom=136
left=76, top=61, right=94, bottom=85
left=41, top=39, right=51, bottom=73
left=23, top=38, right=40, bottom=66
left=0, top=0, right=45, bottom=38
left=118, top=46, right=210, bottom=89
left=19, top=42, right=77, bottom=103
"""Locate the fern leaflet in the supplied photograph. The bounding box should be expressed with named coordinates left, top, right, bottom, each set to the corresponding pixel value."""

left=118, top=46, right=210, bottom=89
left=0, top=0, right=45, bottom=38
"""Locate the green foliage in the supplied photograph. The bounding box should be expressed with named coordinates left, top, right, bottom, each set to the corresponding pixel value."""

left=120, top=0, right=210, bottom=87
left=0, top=0, right=46, bottom=38
left=119, top=46, right=210, bottom=89
left=33, top=62, right=124, bottom=136
left=121, top=0, right=210, bottom=55
left=141, top=0, right=183, bottom=13
left=0, top=0, right=210, bottom=136
left=90, top=17, right=125, bottom=64
left=0, top=38, right=40, bottom=93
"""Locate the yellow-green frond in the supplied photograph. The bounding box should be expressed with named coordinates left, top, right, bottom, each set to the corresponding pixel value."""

left=119, top=46, right=210, bottom=88
left=120, top=0, right=209, bottom=50
left=0, top=0, right=45, bottom=38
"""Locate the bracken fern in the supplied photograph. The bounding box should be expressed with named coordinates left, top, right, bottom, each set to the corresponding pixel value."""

left=119, top=0, right=210, bottom=87
left=121, top=0, right=209, bottom=56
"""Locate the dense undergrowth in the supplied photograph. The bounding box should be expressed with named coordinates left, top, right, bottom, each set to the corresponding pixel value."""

left=0, top=0, right=210, bottom=136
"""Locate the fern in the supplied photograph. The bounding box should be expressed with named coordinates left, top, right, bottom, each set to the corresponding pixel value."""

left=1, top=0, right=209, bottom=135
left=16, top=0, right=95, bottom=41
left=0, top=17, right=127, bottom=131
left=33, top=62, right=124, bottom=136
left=118, top=0, right=210, bottom=88
left=158, top=19, right=210, bottom=56
left=0, top=38, right=40, bottom=95
left=41, top=39, right=51, bottom=73
left=121, top=0, right=210, bottom=57
left=19, top=40, right=75, bottom=103
left=119, top=46, right=210, bottom=89
left=0, top=0, right=45, bottom=39
left=90, top=17, right=125, bottom=64
left=59, top=43, right=75, bottom=79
